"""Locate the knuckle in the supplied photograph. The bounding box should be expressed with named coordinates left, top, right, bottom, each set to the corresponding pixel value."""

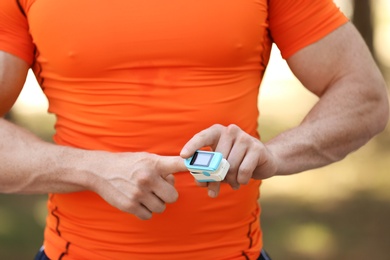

left=129, top=188, right=144, bottom=201
left=235, top=133, right=248, bottom=144
left=211, top=123, right=223, bottom=130
left=192, top=131, right=206, bottom=141
left=138, top=152, right=158, bottom=165
left=250, top=137, right=261, bottom=147
left=226, top=124, right=240, bottom=133
left=136, top=173, right=153, bottom=186
left=238, top=167, right=252, bottom=184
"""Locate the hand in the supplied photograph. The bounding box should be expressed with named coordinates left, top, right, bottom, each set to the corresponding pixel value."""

left=180, top=124, right=278, bottom=197
left=86, top=152, right=187, bottom=220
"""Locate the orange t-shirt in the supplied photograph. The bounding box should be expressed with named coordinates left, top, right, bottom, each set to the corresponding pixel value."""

left=0, top=0, right=348, bottom=259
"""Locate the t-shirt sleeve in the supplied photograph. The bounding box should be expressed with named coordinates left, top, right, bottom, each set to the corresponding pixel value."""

left=0, top=0, right=35, bottom=65
left=268, top=0, right=349, bottom=59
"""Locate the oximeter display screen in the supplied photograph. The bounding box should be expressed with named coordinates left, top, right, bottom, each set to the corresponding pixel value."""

left=191, top=152, right=213, bottom=167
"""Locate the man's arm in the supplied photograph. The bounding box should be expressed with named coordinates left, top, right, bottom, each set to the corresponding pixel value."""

left=0, top=52, right=187, bottom=219
left=266, top=22, right=389, bottom=175
left=0, top=52, right=29, bottom=115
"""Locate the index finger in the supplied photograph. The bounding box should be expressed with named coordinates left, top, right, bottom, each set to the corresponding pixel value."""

left=156, top=156, right=188, bottom=178
left=180, top=124, right=223, bottom=158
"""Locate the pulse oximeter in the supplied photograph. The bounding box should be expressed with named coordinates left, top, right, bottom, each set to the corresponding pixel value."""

left=184, top=150, right=230, bottom=182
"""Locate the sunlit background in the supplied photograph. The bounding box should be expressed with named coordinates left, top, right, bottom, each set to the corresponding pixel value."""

left=1, top=1, right=390, bottom=259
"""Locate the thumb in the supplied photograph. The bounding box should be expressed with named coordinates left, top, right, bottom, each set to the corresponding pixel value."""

left=180, top=125, right=222, bottom=158
left=157, top=156, right=188, bottom=177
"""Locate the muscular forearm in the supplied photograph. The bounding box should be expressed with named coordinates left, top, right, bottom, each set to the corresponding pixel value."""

left=264, top=75, right=389, bottom=176
left=0, top=118, right=92, bottom=194
left=0, top=118, right=186, bottom=218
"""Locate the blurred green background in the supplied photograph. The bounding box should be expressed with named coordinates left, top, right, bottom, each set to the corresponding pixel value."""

left=1, top=1, right=390, bottom=259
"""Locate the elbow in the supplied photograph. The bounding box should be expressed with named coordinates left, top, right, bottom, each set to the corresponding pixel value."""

left=377, top=90, right=389, bottom=132
left=369, top=90, right=389, bottom=137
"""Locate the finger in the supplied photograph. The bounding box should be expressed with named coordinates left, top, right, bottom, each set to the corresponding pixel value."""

left=195, top=180, right=208, bottom=187
left=214, top=128, right=234, bottom=159
left=140, top=193, right=167, bottom=214
left=224, top=144, right=247, bottom=189
left=157, top=156, right=188, bottom=178
left=222, top=134, right=248, bottom=189
left=213, top=125, right=246, bottom=188
left=165, top=174, right=175, bottom=186
left=180, top=124, right=223, bottom=158
left=103, top=190, right=153, bottom=220
left=214, top=124, right=243, bottom=156
left=236, top=150, right=258, bottom=185
left=134, top=204, right=153, bottom=220
left=150, top=156, right=182, bottom=204
left=207, top=182, right=221, bottom=198
left=152, top=178, right=179, bottom=204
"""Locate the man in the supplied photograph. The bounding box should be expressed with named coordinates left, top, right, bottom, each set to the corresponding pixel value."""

left=0, top=0, right=388, bottom=259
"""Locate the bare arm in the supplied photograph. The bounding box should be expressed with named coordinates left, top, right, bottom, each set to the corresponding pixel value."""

left=0, top=52, right=29, bottom=115
left=266, top=22, right=389, bottom=175
left=0, top=52, right=187, bottom=219
left=181, top=22, right=389, bottom=196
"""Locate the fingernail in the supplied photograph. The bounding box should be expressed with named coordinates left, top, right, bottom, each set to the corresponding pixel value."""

left=232, top=185, right=240, bottom=190
left=208, top=190, right=217, bottom=198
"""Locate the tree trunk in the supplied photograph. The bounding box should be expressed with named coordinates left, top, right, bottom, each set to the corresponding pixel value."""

left=352, top=0, right=375, bottom=57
